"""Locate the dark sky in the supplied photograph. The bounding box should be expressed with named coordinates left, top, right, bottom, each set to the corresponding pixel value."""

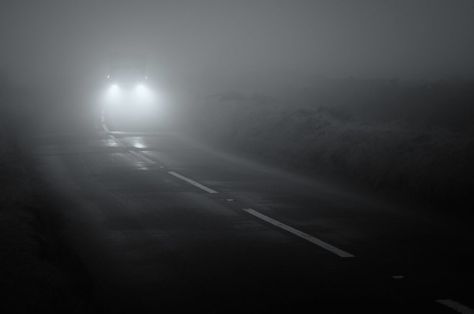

left=1, top=0, right=474, bottom=95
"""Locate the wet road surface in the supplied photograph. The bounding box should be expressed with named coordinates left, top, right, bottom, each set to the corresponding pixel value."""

left=33, top=131, right=474, bottom=313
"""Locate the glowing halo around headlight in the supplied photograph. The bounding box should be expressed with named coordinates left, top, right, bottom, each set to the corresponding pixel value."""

left=99, top=78, right=168, bottom=131
left=101, top=81, right=163, bottom=118
left=134, top=83, right=154, bottom=103
left=109, top=83, right=120, bottom=91
left=104, top=83, right=122, bottom=104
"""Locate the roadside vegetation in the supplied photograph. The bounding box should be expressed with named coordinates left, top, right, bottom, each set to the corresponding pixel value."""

left=0, top=75, right=93, bottom=313
left=187, top=79, right=474, bottom=211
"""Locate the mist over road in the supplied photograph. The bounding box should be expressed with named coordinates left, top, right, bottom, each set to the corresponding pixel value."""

left=33, top=129, right=474, bottom=313
left=1, top=1, right=474, bottom=312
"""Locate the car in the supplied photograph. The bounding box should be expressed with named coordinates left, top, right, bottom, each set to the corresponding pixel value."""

left=100, top=62, right=162, bottom=132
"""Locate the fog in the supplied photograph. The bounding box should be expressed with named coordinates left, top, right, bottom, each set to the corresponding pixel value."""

left=3, top=2, right=474, bottom=312
left=1, top=0, right=474, bottom=98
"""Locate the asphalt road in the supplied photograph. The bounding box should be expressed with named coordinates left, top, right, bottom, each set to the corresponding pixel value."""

left=33, top=130, right=474, bottom=313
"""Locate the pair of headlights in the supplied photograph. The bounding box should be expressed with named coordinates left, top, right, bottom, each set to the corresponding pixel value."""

left=105, top=83, right=155, bottom=104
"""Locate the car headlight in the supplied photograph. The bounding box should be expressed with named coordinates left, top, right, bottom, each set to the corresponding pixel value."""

left=134, top=83, right=154, bottom=103
left=109, top=83, right=120, bottom=92
left=105, top=83, right=122, bottom=104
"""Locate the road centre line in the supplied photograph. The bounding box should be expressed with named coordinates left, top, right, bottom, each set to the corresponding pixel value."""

left=166, top=170, right=354, bottom=258
left=104, top=124, right=353, bottom=258
left=242, top=208, right=355, bottom=258
left=437, top=299, right=474, bottom=314
left=168, top=171, right=219, bottom=194
left=103, top=125, right=474, bottom=306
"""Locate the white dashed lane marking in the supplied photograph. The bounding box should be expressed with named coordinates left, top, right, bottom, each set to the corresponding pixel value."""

left=107, top=129, right=354, bottom=258
left=108, top=130, right=354, bottom=258
left=101, top=127, right=474, bottom=310
left=437, top=299, right=474, bottom=314
left=168, top=171, right=219, bottom=194
left=242, top=208, right=355, bottom=258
